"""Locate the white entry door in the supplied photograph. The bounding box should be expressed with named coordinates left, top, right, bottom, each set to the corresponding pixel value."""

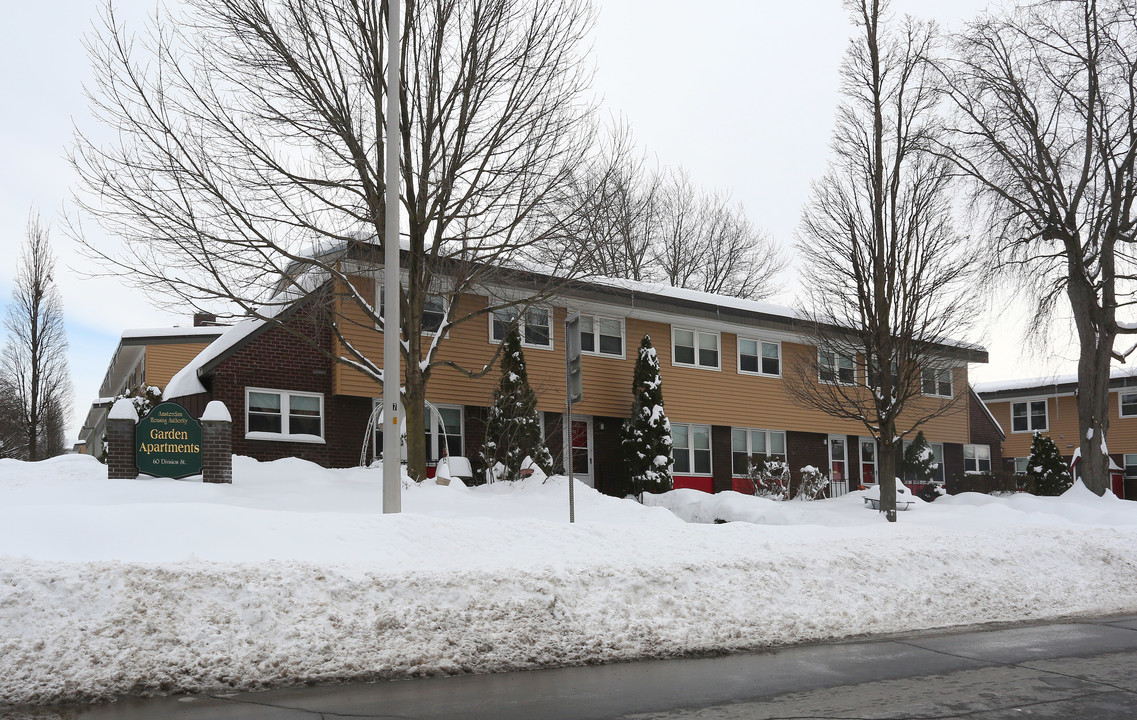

left=569, top=415, right=594, bottom=487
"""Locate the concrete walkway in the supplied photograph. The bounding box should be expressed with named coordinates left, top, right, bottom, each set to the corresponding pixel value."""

left=14, top=615, right=1137, bottom=719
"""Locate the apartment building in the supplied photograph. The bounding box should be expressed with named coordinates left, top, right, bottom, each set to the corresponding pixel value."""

left=74, top=318, right=225, bottom=456
left=976, top=368, right=1137, bottom=498
left=155, top=269, right=989, bottom=497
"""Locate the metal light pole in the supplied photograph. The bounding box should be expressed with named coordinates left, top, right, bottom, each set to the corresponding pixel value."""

left=382, top=0, right=403, bottom=514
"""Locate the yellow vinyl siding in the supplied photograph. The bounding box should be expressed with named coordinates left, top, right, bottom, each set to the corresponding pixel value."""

left=332, top=280, right=970, bottom=443
left=144, top=343, right=214, bottom=392
left=989, top=392, right=1137, bottom=459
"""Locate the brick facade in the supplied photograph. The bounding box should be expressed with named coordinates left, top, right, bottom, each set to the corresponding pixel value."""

left=968, top=390, right=1005, bottom=472
left=711, top=425, right=733, bottom=493
left=202, top=417, right=232, bottom=484
left=943, top=442, right=965, bottom=481
left=198, top=305, right=373, bottom=468
left=106, top=418, right=138, bottom=479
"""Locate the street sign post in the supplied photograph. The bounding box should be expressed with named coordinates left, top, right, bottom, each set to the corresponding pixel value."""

left=564, top=313, right=582, bottom=523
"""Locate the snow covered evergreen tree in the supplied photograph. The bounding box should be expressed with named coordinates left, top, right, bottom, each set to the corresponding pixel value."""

left=1027, top=432, right=1072, bottom=496
left=621, top=335, right=673, bottom=497
left=902, top=431, right=937, bottom=485
left=481, top=327, right=553, bottom=482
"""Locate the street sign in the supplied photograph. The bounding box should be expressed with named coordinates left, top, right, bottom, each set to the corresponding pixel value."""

left=565, top=312, right=583, bottom=403
left=135, top=402, right=203, bottom=479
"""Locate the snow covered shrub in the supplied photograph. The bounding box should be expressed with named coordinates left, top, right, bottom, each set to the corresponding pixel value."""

left=793, top=465, right=829, bottom=501
left=901, top=431, right=938, bottom=485
left=621, top=335, right=673, bottom=497
left=1027, top=432, right=1072, bottom=496
left=746, top=457, right=790, bottom=499
left=481, top=327, right=553, bottom=482
left=98, top=385, right=162, bottom=462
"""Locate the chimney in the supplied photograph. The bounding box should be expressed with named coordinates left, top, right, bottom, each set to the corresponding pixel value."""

left=193, top=312, right=218, bottom=327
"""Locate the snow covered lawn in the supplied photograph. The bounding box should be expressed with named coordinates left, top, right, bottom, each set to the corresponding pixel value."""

left=3, top=455, right=1137, bottom=706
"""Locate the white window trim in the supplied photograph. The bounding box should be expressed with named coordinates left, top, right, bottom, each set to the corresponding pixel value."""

left=963, top=443, right=992, bottom=474
left=737, top=337, right=782, bottom=378
left=921, top=367, right=954, bottom=398
left=1010, top=397, right=1049, bottom=433
left=489, top=305, right=555, bottom=350
left=245, top=387, right=326, bottom=444
left=579, top=314, right=626, bottom=359
left=671, top=327, right=721, bottom=371
left=1124, top=453, right=1137, bottom=478
left=730, top=427, right=787, bottom=476
left=1119, top=390, right=1137, bottom=419
left=672, top=423, right=714, bottom=476
left=818, top=350, right=856, bottom=386
left=1014, top=457, right=1029, bottom=475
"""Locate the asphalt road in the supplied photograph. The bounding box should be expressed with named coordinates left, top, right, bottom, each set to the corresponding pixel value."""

left=11, top=615, right=1137, bottom=719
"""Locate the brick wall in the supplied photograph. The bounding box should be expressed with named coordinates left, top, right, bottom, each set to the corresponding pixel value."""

left=202, top=418, right=232, bottom=483
left=787, top=430, right=829, bottom=474
left=711, top=425, right=733, bottom=493
left=106, top=418, right=137, bottom=479
left=206, top=303, right=373, bottom=468
left=969, top=390, right=1005, bottom=471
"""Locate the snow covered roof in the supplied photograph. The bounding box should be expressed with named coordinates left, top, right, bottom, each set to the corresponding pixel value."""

left=975, top=366, right=1137, bottom=398
left=162, top=298, right=300, bottom=400
left=121, top=326, right=227, bottom=341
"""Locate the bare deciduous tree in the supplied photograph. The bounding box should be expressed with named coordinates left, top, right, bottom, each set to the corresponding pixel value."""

left=70, top=0, right=598, bottom=478
left=560, top=126, right=786, bottom=300
left=942, top=0, right=1137, bottom=495
left=1, top=214, right=72, bottom=461
left=786, top=0, right=975, bottom=521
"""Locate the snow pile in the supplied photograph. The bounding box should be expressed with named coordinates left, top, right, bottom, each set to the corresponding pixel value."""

left=2, top=455, right=1137, bottom=706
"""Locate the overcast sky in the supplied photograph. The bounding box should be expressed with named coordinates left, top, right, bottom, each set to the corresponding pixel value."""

left=0, top=0, right=1088, bottom=442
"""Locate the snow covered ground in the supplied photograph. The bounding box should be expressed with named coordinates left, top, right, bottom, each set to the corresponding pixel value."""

left=3, top=455, right=1137, bottom=706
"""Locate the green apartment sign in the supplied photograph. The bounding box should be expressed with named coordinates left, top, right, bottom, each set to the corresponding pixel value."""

left=135, top=402, right=202, bottom=478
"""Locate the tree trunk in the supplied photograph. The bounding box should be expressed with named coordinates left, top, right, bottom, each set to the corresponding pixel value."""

left=879, top=420, right=898, bottom=523
left=1069, top=275, right=1112, bottom=495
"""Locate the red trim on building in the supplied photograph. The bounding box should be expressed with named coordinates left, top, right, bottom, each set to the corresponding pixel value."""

left=673, top=475, right=713, bottom=493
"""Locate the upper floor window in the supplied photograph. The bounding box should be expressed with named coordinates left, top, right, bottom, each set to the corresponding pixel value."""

left=731, top=428, right=786, bottom=475
left=580, top=315, right=624, bottom=357
left=491, top=306, right=552, bottom=349
left=921, top=367, right=953, bottom=397
left=1011, top=399, right=1047, bottom=433
left=246, top=388, right=324, bottom=442
left=422, top=295, right=446, bottom=335
left=672, top=328, right=720, bottom=370
left=738, top=339, right=780, bottom=377
left=964, top=444, right=991, bottom=473
left=672, top=423, right=712, bottom=474
left=1120, top=392, right=1137, bottom=418
left=819, top=351, right=855, bottom=385
left=379, top=287, right=447, bottom=336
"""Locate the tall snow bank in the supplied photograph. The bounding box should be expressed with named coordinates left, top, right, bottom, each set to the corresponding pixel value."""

left=3, top=455, right=1137, bottom=705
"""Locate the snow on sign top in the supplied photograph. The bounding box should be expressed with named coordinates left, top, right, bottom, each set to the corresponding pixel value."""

left=107, top=398, right=139, bottom=422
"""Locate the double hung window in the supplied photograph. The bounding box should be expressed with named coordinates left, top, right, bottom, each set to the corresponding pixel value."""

left=672, top=329, right=720, bottom=369
left=246, top=388, right=324, bottom=441
left=738, top=339, right=780, bottom=376
left=672, top=423, right=712, bottom=474
left=1011, top=400, right=1048, bottom=432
